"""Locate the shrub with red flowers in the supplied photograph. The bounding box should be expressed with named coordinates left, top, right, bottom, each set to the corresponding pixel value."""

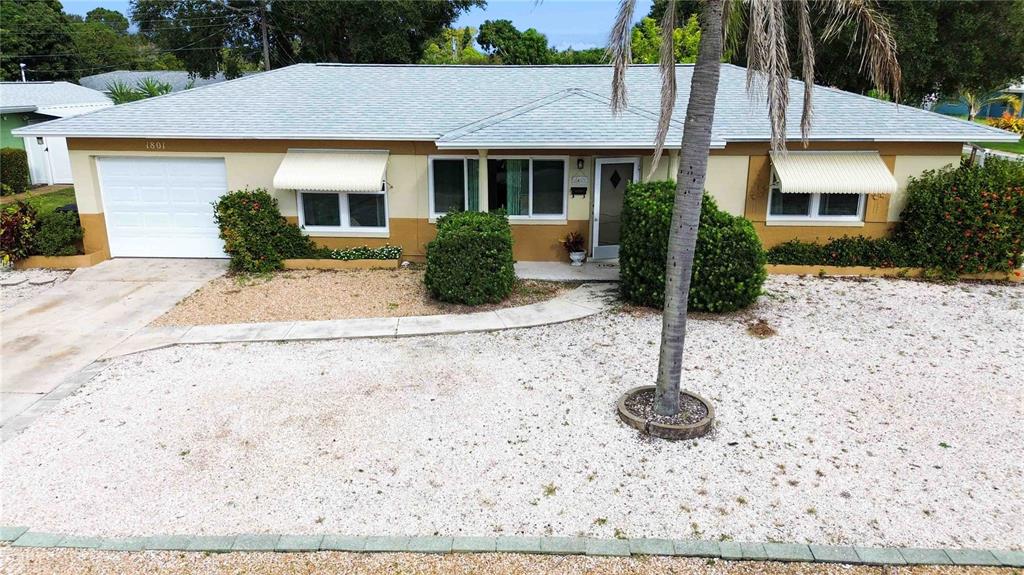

left=213, top=188, right=317, bottom=273
left=895, top=157, right=1024, bottom=276
left=0, top=201, right=38, bottom=266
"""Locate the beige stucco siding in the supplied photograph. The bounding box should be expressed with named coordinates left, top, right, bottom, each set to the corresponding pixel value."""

left=889, top=155, right=961, bottom=221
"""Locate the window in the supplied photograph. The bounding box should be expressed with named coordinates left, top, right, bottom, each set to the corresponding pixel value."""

left=298, top=189, right=388, bottom=231
left=430, top=156, right=566, bottom=219
left=767, top=171, right=863, bottom=222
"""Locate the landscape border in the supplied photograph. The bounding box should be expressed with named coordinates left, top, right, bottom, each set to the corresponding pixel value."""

left=2, top=528, right=1022, bottom=567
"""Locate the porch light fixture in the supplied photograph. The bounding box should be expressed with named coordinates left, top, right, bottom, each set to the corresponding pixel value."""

left=576, top=158, right=584, bottom=169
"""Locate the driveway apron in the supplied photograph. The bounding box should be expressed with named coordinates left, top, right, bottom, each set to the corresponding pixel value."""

left=1, top=259, right=225, bottom=425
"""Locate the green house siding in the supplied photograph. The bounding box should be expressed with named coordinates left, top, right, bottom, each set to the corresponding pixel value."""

left=1, top=112, right=47, bottom=150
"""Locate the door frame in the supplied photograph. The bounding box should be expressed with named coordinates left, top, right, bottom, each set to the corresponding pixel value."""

left=591, top=157, right=640, bottom=260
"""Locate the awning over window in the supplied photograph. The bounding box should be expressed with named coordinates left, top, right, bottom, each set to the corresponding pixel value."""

left=273, top=149, right=388, bottom=192
left=769, top=151, right=897, bottom=195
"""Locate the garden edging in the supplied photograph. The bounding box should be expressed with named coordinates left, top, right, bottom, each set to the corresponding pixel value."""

left=766, top=264, right=1024, bottom=282
left=2, top=526, right=1021, bottom=567
left=13, top=251, right=107, bottom=270
left=101, top=283, right=618, bottom=358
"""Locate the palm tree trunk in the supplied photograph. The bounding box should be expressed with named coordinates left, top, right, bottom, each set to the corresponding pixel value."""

left=653, top=0, right=726, bottom=416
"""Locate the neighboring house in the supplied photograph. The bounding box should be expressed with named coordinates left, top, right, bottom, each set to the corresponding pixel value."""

left=13, top=64, right=1018, bottom=262
left=0, top=81, right=112, bottom=185
left=78, top=71, right=236, bottom=94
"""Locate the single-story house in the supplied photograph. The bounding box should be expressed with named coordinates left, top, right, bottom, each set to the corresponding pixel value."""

left=78, top=70, right=235, bottom=94
left=13, top=63, right=1019, bottom=262
left=1, top=81, right=112, bottom=185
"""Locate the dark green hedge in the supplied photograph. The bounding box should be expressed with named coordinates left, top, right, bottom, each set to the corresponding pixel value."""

left=767, top=236, right=910, bottom=268
left=33, top=211, right=82, bottom=256
left=1, top=148, right=30, bottom=195
left=894, top=157, right=1024, bottom=275
left=213, top=188, right=316, bottom=273
left=425, top=211, right=515, bottom=305
left=620, top=180, right=766, bottom=312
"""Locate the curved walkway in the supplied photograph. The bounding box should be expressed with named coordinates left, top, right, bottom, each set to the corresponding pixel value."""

left=103, top=283, right=619, bottom=359
left=1, top=526, right=1021, bottom=567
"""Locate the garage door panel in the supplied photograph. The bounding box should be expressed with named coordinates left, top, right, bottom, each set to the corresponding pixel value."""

left=99, top=157, right=228, bottom=258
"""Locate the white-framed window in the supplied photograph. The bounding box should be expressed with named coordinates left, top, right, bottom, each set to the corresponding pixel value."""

left=428, top=156, right=568, bottom=220
left=298, top=186, right=388, bottom=233
left=767, top=171, right=864, bottom=222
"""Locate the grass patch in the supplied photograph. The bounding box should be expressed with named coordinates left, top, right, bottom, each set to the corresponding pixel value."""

left=23, top=187, right=75, bottom=214
left=974, top=139, right=1024, bottom=154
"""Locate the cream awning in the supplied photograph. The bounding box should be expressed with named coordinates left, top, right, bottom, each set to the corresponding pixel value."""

left=769, top=151, right=897, bottom=195
left=273, top=149, right=388, bottom=192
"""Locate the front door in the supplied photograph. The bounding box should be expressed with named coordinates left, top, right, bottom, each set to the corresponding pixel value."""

left=592, top=158, right=639, bottom=260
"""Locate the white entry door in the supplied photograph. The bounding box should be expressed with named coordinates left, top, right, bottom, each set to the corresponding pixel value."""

left=98, top=157, right=228, bottom=258
left=24, top=136, right=50, bottom=185
left=592, top=158, right=639, bottom=260
left=45, top=137, right=73, bottom=183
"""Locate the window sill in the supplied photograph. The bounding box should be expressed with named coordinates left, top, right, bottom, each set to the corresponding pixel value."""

left=428, top=216, right=568, bottom=226
left=764, top=220, right=865, bottom=227
left=302, top=229, right=390, bottom=238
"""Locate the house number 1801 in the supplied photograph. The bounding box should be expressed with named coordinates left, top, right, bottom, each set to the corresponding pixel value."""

left=145, top=141, right=166, bottom=150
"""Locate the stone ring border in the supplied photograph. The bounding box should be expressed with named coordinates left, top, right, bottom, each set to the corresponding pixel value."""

left=1, top=528, right=1021, bottom=567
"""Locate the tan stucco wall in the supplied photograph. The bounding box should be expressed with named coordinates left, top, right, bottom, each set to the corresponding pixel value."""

left=65, top=138, right=968, bottom=260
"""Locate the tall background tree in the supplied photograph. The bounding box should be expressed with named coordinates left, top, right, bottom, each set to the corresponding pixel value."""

left=609, top=0, right=900, bottom=417
left=648, top=0, right=1024, bottom=105
left=0, top=0, right=78, bottom=80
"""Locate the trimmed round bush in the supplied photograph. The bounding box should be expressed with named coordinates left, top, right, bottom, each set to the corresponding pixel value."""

left=425, top=211, right=515, bottom=305
left=213, top=188, right=317, bottom=273
left=0, top=201, right=38, bottom=265
left=33, top=211, right=83, bottom=256
left=1, top=148, right=30, bottom=195
left=620, top=180, right=766, bottom=312
left=895, top=157, right=1024, bottom=275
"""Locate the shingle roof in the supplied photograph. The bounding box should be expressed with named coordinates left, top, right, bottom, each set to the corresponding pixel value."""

left=14, top=64, right=1019, bottom=146
left=0, top=81, right=111, bottom=114
left=78, top=70, right=233, bottom=93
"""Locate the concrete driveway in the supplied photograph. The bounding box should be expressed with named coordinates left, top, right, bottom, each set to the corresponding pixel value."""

left=1, top=259, right=226, bottom=426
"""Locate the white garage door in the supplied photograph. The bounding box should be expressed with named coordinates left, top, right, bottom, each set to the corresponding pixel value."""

left=98, top=157, right=228, bottom=258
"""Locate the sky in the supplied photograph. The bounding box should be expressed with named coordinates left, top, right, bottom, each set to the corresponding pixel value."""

left=60, top=0, right=654, bottom=52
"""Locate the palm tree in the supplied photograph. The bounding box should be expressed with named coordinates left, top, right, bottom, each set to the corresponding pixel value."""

left=609, top=0, right=901, bottom=417
left=946, top=89, right=1022, bottom=121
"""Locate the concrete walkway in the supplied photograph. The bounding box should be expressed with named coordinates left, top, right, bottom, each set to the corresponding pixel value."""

left=515, top=260, right=620, bottom=281
left=103, top=283, right=618, bottom=358
left=1, top=259, right=226, bottom=426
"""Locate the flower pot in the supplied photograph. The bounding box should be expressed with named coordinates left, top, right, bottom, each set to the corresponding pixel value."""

left=569, top=251, right=585, bottom=266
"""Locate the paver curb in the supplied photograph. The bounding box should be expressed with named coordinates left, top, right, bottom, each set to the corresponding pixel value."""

left=3, top=528, right=1020, bottom=567
left=103, top=283, right=619, bottom=358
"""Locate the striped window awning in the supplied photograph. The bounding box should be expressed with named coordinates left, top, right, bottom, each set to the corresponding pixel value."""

left=273, top=149, right=388, bottom=192
left=769, top=151, right=897, bottom=195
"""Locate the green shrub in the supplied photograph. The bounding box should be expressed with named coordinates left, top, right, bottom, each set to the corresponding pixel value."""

left=620, top=180, right=766, bottom=312
left=32, top=211, right=83, bottom=256
left=767, top=236, right=910, bottom=268
left=425, top=211, right=515, bottom=305
left=0, top=201, right=37, bottom=265
left=1, top=148, right=30, bottom=195
left=213, top=188, right=317, bottom=273
left=324, top=245, right=403, bottom=260
left=895, top=157, right=1024, bottom=275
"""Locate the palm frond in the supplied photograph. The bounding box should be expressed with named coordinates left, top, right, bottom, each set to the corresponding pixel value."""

left=608, top=0, right=637, bottom=114
left=649, top=0, right=677, bottom=180
left=796, top=0, right=814, bottom=145
left=746, top=0, right=791, bottom=150
left=823, top=0, right=901, bottom=105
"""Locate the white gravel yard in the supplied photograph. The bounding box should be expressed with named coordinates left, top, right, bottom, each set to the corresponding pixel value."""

left=0, top=268, right=70, bottom=311
left=1, top=276, right=1021, bottom=549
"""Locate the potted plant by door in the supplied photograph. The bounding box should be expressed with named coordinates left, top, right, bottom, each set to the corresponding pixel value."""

left=561, top=231, right=586, bottom=266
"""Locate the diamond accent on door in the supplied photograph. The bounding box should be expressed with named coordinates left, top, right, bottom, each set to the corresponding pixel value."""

left=609, top=169, right=622, bottom=188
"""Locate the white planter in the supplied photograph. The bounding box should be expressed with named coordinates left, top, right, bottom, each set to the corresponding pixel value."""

left=569, top=251, right=586, bottom=266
